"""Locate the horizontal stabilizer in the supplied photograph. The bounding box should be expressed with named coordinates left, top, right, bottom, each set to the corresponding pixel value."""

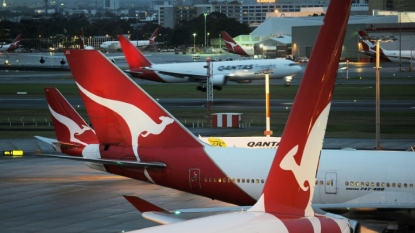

left=124, top=195, right=168, bottom=213
left=142, top=212, right=185, bottom=225
left=38, top=153, right=166, bottom=168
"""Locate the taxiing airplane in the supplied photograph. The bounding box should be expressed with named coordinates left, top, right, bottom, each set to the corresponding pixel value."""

left=0, top=34, right=22, bottom=52
left=100, top=28, right=159, bottom=51
left=358, top=30, right=415, bottom=64
left=119, top=34, right=302, bottom=90
left=221, top=31, right=254, bottom=57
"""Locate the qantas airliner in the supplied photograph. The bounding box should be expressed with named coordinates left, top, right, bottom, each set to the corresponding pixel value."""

left=0, top=34, right=22, bottom=52
left=221, top=31, right=254, bottom=57
left=118, top=34, right=302, bottom=90
left=358, top=30, right=415, bottom=64
left=35, top=0, right=413, bottom=229
left=100, top=28, right=159, bottom=51
left=127, top=14, right=354, bottom=220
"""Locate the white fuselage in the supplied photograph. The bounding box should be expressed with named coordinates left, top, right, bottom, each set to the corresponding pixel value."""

left=100, top=40, right=150, bottom=50
left=151, top=59, right=302, bottom=83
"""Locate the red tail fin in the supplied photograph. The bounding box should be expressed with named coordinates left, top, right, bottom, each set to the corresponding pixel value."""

left=119, top=35, right=153, bottom=69
left=64, top=49, right=202, bottom=156
left=250, top=0, right=352, bottom=217
left=149, top=28, right=159, bottom=45
left=7, top=34, right=21, bottom=51
left=44, top=87, right=98, bottom=146
left=221, top=31, right=238, bottom=52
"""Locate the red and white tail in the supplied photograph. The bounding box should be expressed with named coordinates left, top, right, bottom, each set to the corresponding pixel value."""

left=149, top=28, right=159, bottom=45
left=79, top=28, right=86, bottom=49
left=119, top=34, right=153, bottom=69
left=250, top=0, right=352, bottom=217
left=7, top=34, right=21, bottom=51
left=220, top=31, right=249, bottom=56
left=64, top=49, right=202, bottom=158
left=44, top=87, right=98, bottom=147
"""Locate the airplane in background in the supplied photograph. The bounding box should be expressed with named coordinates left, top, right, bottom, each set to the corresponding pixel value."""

left=358, top=30, right=415, bottom=64
left=79, top=28, right=94, bottom=50
left=100, top=28, right=159, bottom=51
left=118, top=34, right=302, bottom=90
left=221, top=31, right=254, bottom=57
left=0, top=34, right=22, bottom=52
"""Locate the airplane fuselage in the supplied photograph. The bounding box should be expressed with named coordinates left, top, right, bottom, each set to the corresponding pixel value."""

left=100, top=40, right=150, bottom=50
left=81, top=144, right=415, bottom=208
left=130, top=59, right=302, bottom=85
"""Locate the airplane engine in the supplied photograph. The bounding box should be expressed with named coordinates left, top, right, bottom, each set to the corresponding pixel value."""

left=211, top=74, right=227, bottom=86
left=39, top=57, right=45, bottom=64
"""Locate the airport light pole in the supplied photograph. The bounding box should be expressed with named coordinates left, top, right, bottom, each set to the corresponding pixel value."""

left=375, top=39, right=381, bottom=150
left=193, top=33, right=196, bottom=54
left=264, top=72, right=272, bottom=137
left=204, top=13, right=207, bottom=53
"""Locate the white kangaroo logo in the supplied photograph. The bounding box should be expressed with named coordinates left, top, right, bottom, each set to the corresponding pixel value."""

left=224, top=40, right=237, bottom=51
left=279, top=145, right=309, bottom=191
left=76, top=82, right=174, bottom=160
left=48, top=104, right=95, bottom=146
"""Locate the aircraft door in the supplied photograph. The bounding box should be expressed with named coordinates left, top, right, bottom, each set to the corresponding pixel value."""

left=325, top=172, right=337, bottom=194
left=189, top=168, right=201, bottom=189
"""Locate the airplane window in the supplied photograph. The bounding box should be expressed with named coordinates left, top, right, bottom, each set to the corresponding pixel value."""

left=237, top=178, right=240, bottom=183
left=371, top=182, right=374, bottom=187
left=392, top=183, right=396, bottom=187
left=204, top=178, right=207, bottom=182
left=398, top=183, right=401, bottom=188
left=345, top=181, right=349, bottom=186
left=356, top=181, right=359, bottom=186
left=376, top=182, right=379, bottom=187
left=232, top=178, right=236, bottom=183
left=261, top=179, right=265, bottom=183
left=404, top=183, right=407, bottom=188
left=218, top=178, right=222, bottom=183
left=382, top=182, right=385, bottom=187
left=387, top=183, right=390, bottom=187
left=251, top=179, right=254, bottom=183
left=209, top=178, right=212, bottom=182
left=242, top=179, right=245, bottom=183
left=256, top=179, right=259, bottom=183
left=214, top=178, right=216, bottom=182
left=360, top=182, right=364, bottom=186
left=246, top=179, right=250, bottom=183
left=350, top=181, right=354, bottom=186
left=410, top=184, right=413, bottom=188
left=327, top=181, right=331, bottom=186
left=366, top=182, right=369, bottom=186
left=320, top=180, right=323, bottom=185
left=316, top=180, right=319, bottom=185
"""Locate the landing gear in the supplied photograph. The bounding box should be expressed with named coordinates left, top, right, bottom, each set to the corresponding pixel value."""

left=196, top=85, right=223, bottom=92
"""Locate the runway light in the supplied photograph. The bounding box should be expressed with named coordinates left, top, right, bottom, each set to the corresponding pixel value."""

left=174, top=210, right=182, bottom=214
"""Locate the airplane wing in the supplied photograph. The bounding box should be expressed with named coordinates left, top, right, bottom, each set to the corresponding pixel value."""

left=123, top=195, right=250, bottom=225
left=38, top=153, right=166, bottom=168
left=314, top=203, right=415, bottom=210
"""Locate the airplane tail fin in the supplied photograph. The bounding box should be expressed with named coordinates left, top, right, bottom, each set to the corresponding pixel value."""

left=64, top=49, right=202, bottom=156
left=119, top=35, right=153, bottom=69
left=220, top=31, right=237, bottom=51
left=79, top=28, right=85, bottom=49
left=44, top=87, right=98, bottom=152
left=7, top=34, right=22, bottom=51
left=149, top=28, right=160, bottom=45
left=249, top=0, right=352, bottom=217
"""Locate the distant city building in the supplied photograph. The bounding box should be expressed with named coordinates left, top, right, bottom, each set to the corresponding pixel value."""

left=103, top=0, right=119, bottom=10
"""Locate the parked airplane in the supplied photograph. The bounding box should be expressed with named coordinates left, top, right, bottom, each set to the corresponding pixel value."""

left=100, top=28, right=159, bottom=51
left=221, top=31, right=254, bottom=57
left=79, top=28, right=94, bottom=50
left=119, top=34, right=302, bottom=90
left=0, top=34, right=22, bottom=52
left=121, top=0, right=353, bottom=231
left=358, top=30, right=415, bottom=64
